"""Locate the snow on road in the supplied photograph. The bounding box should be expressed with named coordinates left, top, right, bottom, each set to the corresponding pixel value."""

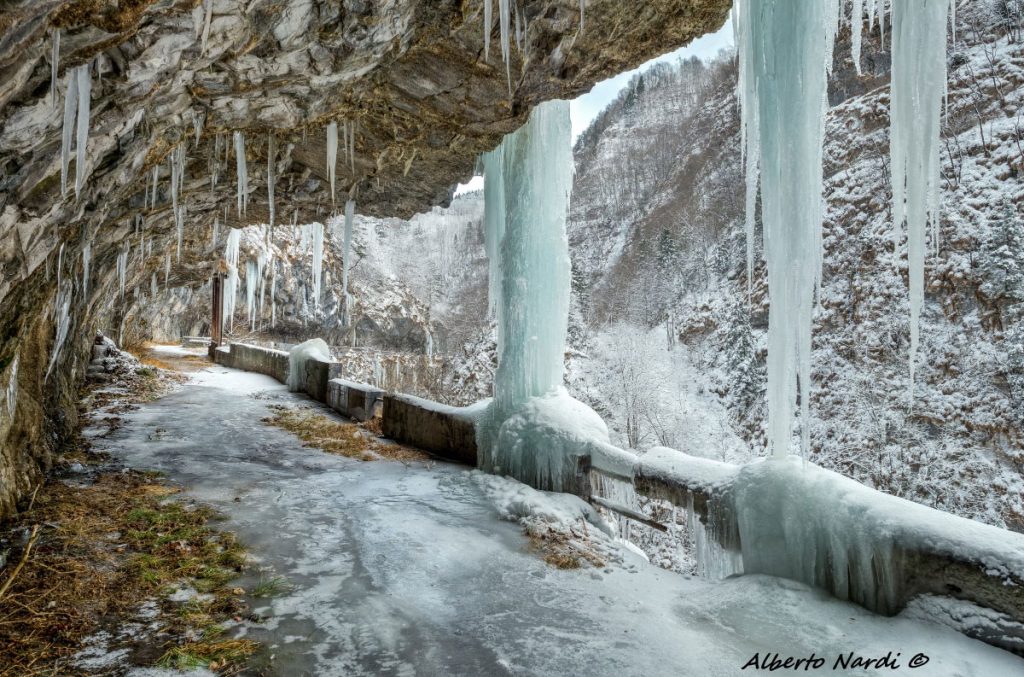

left=89, top=362, right=1023, bottom=676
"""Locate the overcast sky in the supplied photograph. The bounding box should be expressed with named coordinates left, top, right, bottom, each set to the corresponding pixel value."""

left=456, top=17, right=734, bottom=195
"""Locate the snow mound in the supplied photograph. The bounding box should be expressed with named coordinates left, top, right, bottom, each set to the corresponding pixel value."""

left=286, top=338, right=332, bottom=393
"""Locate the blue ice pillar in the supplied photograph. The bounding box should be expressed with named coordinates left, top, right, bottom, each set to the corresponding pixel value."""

left=478, top=100, right=611, bottom=491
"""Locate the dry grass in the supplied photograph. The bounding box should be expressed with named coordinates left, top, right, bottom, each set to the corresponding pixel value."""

left=526, top=524, right=606, bottom=570
left=263, top=406, right=429, bottom=463
left=0, top=472, right=254, bottom=675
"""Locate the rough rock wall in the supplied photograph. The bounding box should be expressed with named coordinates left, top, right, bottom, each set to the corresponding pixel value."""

left=0, top=0, right=730, bottom=517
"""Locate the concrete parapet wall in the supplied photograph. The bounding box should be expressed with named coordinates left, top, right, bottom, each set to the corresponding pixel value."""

left=304, top=358, right=341, bottom=403
left=217, top=343, right=290, bottom=382
left=382, top=394, right=479, bottom=465
left=327, top=379, right=384, bottom=422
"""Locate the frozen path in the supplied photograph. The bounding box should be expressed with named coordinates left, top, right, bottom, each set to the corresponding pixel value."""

left=95, top=362, right=1023, bottom=676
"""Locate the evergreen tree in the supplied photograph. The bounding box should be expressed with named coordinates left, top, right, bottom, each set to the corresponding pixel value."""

left=724, top=299, right=764, bottom=423
left=979, top=201, right=1024, bottom=311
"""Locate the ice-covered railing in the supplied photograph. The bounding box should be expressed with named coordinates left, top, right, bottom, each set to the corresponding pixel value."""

left=611, top=447, right=1024, bottom=653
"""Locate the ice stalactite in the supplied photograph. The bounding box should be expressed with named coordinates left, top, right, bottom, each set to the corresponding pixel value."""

left=150, top=165, right=159, bottom=208
left=212, top=216, right=219, bottom=249
left=426, top=330, right=433, bottom=360
left=223, top=229, right=241, bottom=330
left=46, top=282, right=72, bottom=381
left=74, top=64, right=91, bottom=201
left=50, top=30, right=59, bottom=109
left=151, top=272, right=158, bottom=298
left=342, top=200, right=355, bottom=320
left=311, top=222, right=324, bottom=312
left=81, top=240, right=91, bottom=297
left=483, top=0, right=493, bottom=59
left=246, top=259, right=259, bottom=330
left=192, top=110, right=204, bottom=148
left=267, top=134, right=277, bottom=229
left=177, top=206, right=185, bottom=261
left=3, top=353, right=19, bottom=422
left=164, top=252, right=171, bottom=287
left=117, top=246, right=129, bottom=300
left=201, top=0, right=213, bottom=55
left=499, top=0, right=512, bottom=91
left=482, top=146, right=506, bottom=320
left=326, top=122, right=338, bottom=206
left=850, top=0, right=865, bottom=75
left=890, top=0, right=950, bottom=397
left=735, top=0, right=838, bottom=458
left=234, top=131, right=248, bottom=216
left=60, top=70, right=78, bottom=197
left=270, top=258, right=277, bottom=328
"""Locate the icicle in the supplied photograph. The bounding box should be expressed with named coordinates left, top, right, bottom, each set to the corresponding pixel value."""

left=341, top=200, right=355, bottom=324
left=234, top=131, right=248, bottom=216
left=580, top=0, right=585, bottom=32
left=311, top=222, right=324, bottom=312
left=192, top=110, right=204, bottom=148
left=60, top=70, right=78, bottom=197
left=50, top=30, right=60, bottom=109
left=349, top=121, right=355, bottom=171
left=851, top=0, right=864, bottom=76
left=246, top=259, right=259, bottom=330
left=270, top=258, right=277, bottom=328
left=223, top=229, right=241, bottom=330
left=176, top=205, right=185, bottom=261
left=326, top=122, right=338, bottom=205
left=426, top=330, right=433, bottom=360
left=117, top=246, right=128, bottom=300
left=151, top=272, right=158, bottom=298
left=150, top=165, right=159, bottom=208
left=267, top=134, right=277, bottom=228
left=81, top=240, right=91, bottom=296
left=212, top=216, right=220, bottom=249
left=74, top=64, right=91, bottom=201
left=484, top=0, right=493, bottom=59
left=890, top=0, right=948, bottom=397
left=735, top=0, right=838, bottom=457
left=56, top=243, right=63, bottom=290
left=164, top=252, right=171, bottom=286
left=482, top=146, right=506, bottom=318
left=201, top=0, right=213, bottom=55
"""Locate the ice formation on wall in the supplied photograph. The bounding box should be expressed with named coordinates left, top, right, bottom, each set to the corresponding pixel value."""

left=286, top=338, right=332, bottom=392
left=270, top=259, right=277, bottom=328
left=234, top=131, right=248, bottom=216
left=223, top=229, right=241, bottom=330
left=164, top=252, right=171, bottom=286
left=151, top=272, right=158, bottom=298
left=246, top=259, right=259, bottom=330
left=734, top=0, right=838, bottom=458
left=3, top=353, right=19, bottom=423
left=326, top=122, right=338, bottom=205
left=46, top=282, right=73, bottom=380
left=212, top=216, right=219, bottom=249
left=890, top=0, right=950, bottom=394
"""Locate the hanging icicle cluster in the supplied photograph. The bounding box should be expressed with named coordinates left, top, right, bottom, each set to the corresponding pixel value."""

left=60, top=63, right=92, bottom=200
left=481, top=0, right=530, bottom=93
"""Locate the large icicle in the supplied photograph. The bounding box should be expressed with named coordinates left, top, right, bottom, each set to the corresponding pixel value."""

left=234, top=131, right=248, bottom=216
left=45, top=282, right=72, bottom=381
left=60, top=70, right=78, bottom=197
left=246, top=259, right=259, bottom=330
left=851, top=0, right=864, bottom=75
left=890, top=0, right=949, bottom=396
left=117, top=245, right=129, bottom=300
left=326, top=122, right=338, bottom=205
left=735, top=0, right=838, bottom=458
left=74, top=64, right=91, bottom=200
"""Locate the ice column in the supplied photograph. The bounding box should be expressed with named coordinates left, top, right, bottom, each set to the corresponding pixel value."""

left=81, top=240, right=91, bottom=296
left=311, top=222, right=324, bottom=312
left=491, top=100, right=573, bottom=420
left=234, top=132, right=248, bottom=216
left=735, top=0, right=838, bottom=457
left=223, top=229, right=241, bottom=330
left=482, top=146, right=506, bottom=320
left=267, top=134, right=277, bottom=229
left=60, top=70, right=79, bottom=197
left=342, top=199, right=355, bottom=320
left=326, top=122, right=338, bottom=206
left=74, top=64, right=91, bottom=201
left=890, top=0, right=949, bottom=395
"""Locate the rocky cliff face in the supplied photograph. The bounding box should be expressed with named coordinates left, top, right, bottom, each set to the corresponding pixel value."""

left=0, top=0, right=732, bottom=517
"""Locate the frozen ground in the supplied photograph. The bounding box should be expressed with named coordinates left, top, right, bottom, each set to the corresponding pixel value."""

left=88, top=361, right=1024, bottom=676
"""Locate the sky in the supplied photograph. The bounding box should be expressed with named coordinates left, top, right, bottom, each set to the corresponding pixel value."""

left=455, top=16, right=734, bottom=195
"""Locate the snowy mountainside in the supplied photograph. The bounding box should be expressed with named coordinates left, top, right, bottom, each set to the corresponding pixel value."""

left=568, top=3, right=1024, bottom=530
